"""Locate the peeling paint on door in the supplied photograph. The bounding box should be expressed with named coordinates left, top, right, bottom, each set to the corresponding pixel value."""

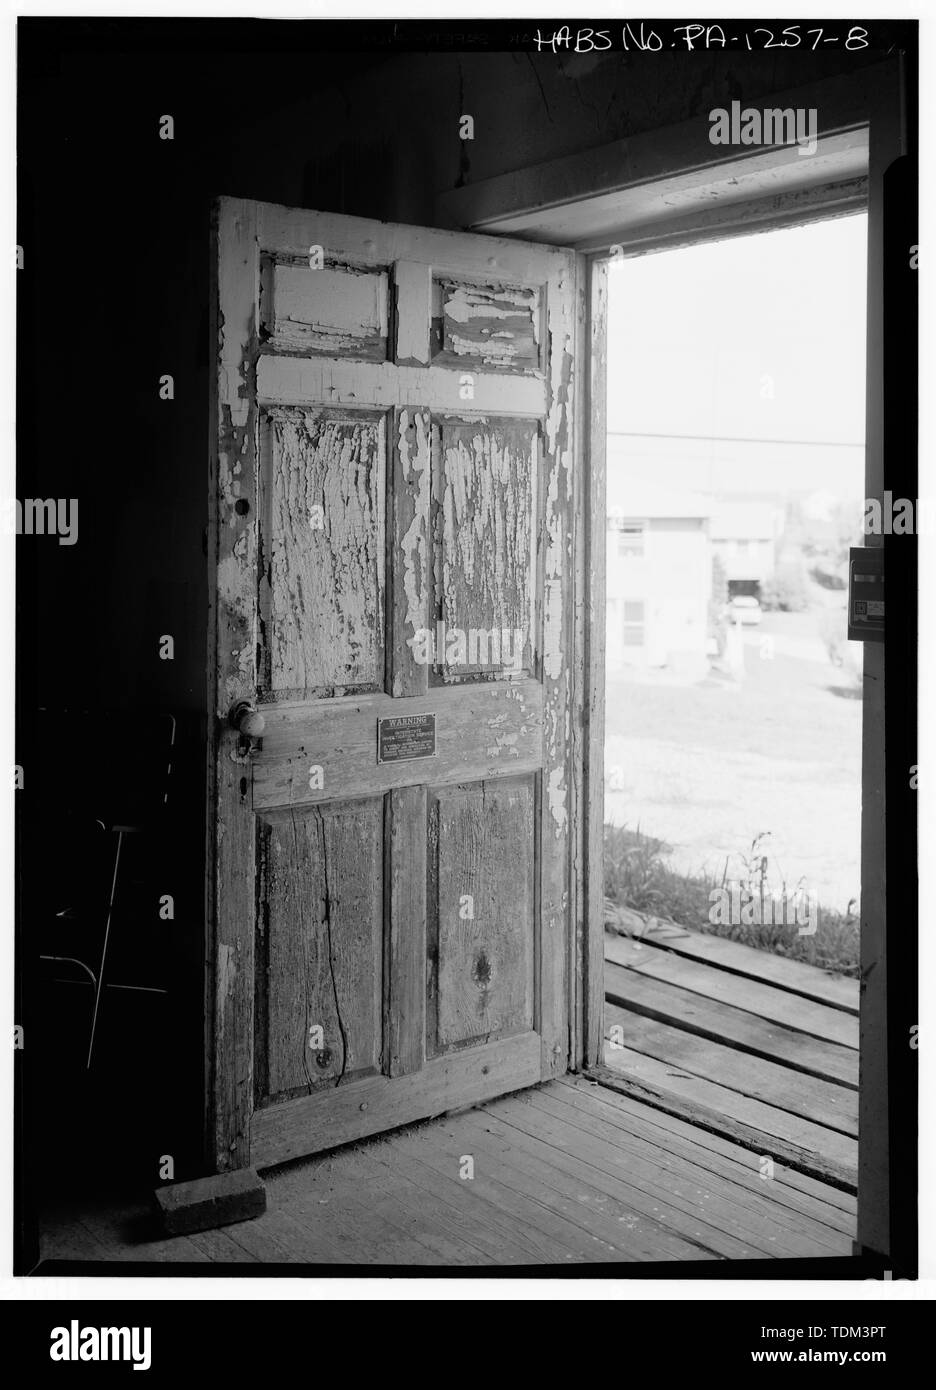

left=432, top=279, right=540, bottom=371
left=263, top=261, right=389, bottom=359
left=396, top=409, right=431, bottom=694
left=260, top=407, right=386, bottom=699
left=210, top=199, right=580, bottom=1172
left=433, top=417, right=536, bottom=681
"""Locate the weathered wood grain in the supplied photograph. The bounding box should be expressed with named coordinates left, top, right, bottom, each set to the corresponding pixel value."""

left=556, top=1075, right=856, bottom=1228
left=594, top=1057, right=858, bottom=1192
left=263, top=261, right=388, bottom=359
left=260, top=407, right=386, bottom=699
left=257, top=355, right=547, bottom=417
left=255, top=200, right=573, bottom=280
left=250, top=1031, right=541, bottom=1169
left=387, top=786, right=427, bottom=1077
left=432, top=278, right=541, bottom=372
left=211, top=197, right=580, bottom=1175
left=210, top=197, right=260, bottom=1171
left=605, top=1004, right=858, bottom=1136
left=605, top=932, right=858, bottom=1048
left=524, top=1088, right=850, bottom=1258
left=432, top=416, right=536, bottom=680
left=537, top=244, right=577, bottom=1083
left=42, top=1079, right=854, bottom=1266
left=605, top=959, right=858, bottom=1088
left=390, top=408, right=430, bottom=698
left=451, top=1110, right=716, bottom=1262
left=251, top=680, right=544, bottom=809
left=364, top=1134, right=550, bottom=1267
left=479, top=1100, right=763, bottom=1259
left=607, top=921, right=858, bottom=1014
left=429, top=779, right=535, bottom=1054
left=390, top=1116, right=628, bottom=1263
left=254, top=800, right=383, bottom=1104
left=583, top=257, right=608, bottom=1069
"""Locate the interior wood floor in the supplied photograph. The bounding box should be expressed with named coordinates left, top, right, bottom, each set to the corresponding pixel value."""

left=602, top=923, right=860, bottom=1191
left=38, top=1074, right=854, bottom=1268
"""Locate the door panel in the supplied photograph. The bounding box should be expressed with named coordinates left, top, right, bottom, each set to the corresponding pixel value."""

left=259, top=407, right=387, bottom=700
left=210, top=198, right=578, bottom=1171
left=260, top=257, right=390, bottom=360
left=431, top=278, right=542, bottom=371
left=428, top=777, right=536, bottom=1055
left=253, top=799, right=384, bottom=1105
left=431, top=417, right=537, bottom=682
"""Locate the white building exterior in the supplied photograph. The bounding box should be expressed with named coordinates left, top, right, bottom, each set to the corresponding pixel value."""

left=709, top=500, right=784, bottom=593
left=605, top=480, right=712, bottom=675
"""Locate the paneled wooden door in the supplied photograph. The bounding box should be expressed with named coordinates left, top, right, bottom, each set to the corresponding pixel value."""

left=209, top=198, right=582, bottom=1171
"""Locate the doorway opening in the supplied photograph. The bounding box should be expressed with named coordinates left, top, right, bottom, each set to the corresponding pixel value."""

left=601, top=214, right=867, bottom=1191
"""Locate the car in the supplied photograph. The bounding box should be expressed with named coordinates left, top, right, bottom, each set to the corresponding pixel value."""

left=728, top=595, right=762, bottom=626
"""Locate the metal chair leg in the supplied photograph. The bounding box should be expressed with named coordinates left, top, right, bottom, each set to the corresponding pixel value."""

left=86, top=829, right=123, bottom=1069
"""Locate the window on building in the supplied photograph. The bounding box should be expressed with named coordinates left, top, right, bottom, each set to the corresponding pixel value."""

left=622, top=600, right=645, bottom=646
left=613, top=519, right=646, bottom=559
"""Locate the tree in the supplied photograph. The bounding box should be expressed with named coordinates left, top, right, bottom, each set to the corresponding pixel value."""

left=761, top=560, right=809, bottom=612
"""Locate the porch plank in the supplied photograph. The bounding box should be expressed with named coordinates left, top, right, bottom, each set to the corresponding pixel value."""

left=606, top=923, right=859, bottom=1013
left=360, top=1139, right=548, bottom=1264
left=450, top=1109, right=716, bottom=1262
left=490, top=1091, right=842, bottom=1259
left=479, top=1099, right=768, bottom=1259
left=540, top=1083, right=852, bottom=1253
left=605, top=1006, right=858, bottom=1136
left=599, top=1047, right=857, bottom=1188
left=378, top=1124, right=615, bottom=1264
left=558, top=1077, right=856, bottom=1224
left=606, top=933, right=858, bottom=1048
left=605, top=961, right=858, bottom=1087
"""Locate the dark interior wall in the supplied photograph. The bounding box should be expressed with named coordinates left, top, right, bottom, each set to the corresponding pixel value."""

left=15, top=22, right=906, bottom=1185
left=293, top=45, right=884, bottom=223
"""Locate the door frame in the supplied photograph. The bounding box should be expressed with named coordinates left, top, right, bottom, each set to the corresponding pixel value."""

left=202, top=62, right=914, bottom=1263
left=442, top=59, right=910, bottom=1263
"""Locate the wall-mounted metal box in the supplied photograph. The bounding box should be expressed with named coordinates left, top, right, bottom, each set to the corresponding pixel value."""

left=847, top=546, right=884, bottom=642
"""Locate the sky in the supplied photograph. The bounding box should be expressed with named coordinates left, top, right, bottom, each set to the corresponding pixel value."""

left=606, top=214, right=868, bottom=503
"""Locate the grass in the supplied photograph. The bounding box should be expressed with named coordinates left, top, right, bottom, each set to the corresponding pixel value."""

left=604, top=611, right=862, bottom=911
left=604, top=822, right=860, bottom=978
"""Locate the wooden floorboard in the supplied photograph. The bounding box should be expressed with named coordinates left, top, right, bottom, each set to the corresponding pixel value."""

left=606, top=934, right=859, bottom=1048
left=603, top=925, right=860, bottom=1191
left=489, top=1090, right=841, bottom=1260
left=606, top=961, right=858, bottom=1087
left=599, top=1050, right=858, bottom=1186
left=551, top=1079, right=853, bottom=1249
left=563, top=1079, right=856, bottom=1221
left=607, top=924, right=859, bottom=1013
left=397, top=1124, right=626, bottom=1263
left=606, top=1006, right=858, bottom=1135
left=454, top=1107, right=720, bottom=1262
left=37, top=1076, right=854, bottom=1267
